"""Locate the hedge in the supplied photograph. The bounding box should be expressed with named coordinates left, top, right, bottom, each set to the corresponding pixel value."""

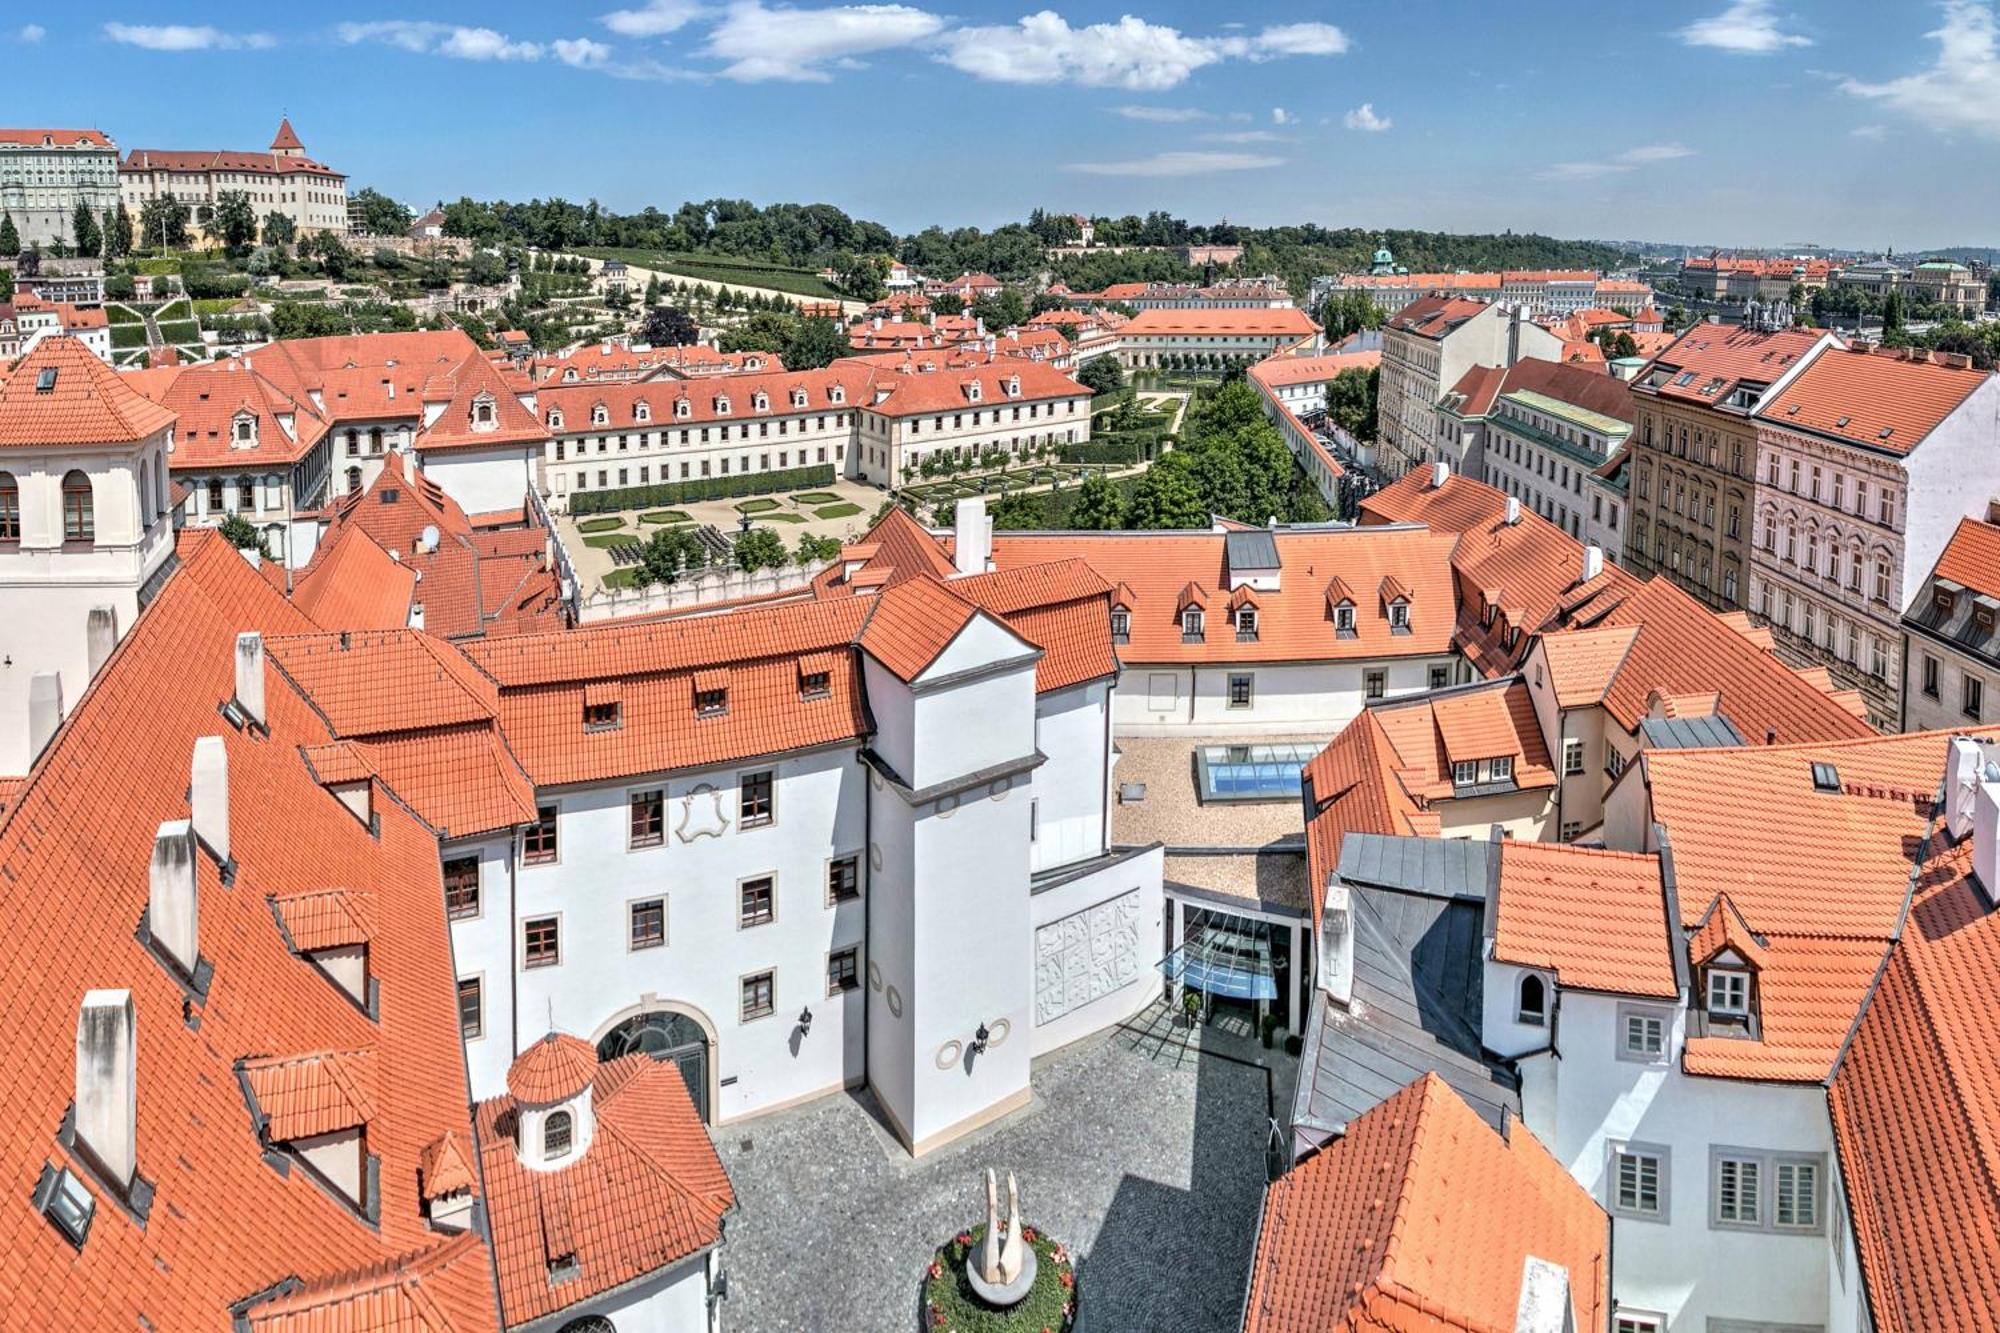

left=576, top=516, right=626, bottom=533
left=1060, top=439, right=1142, bottom=465
left=640, top=510, right=692, bottom=524
left=735, top=498, right=781, bottom=514
left=568, top=464, right=836, bottom=516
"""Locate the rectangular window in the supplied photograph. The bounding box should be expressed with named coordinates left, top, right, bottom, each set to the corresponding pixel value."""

left=1490, top=756, right=1514, bottom=781
left=828, top=855, right=860, bottom=904
left=1563, top=738, right=1584, bottom=776
left=583, top=700, right=621, bottom=731
left=1606, top=747, right=1626, bottom=780
left=1715, top=1154, right=1762, bottom=1226
left=1621, top=1007, right=1666, bottom=1061
left=630, top=898, right=665, bottom=951
left=1227, top=673, right=1253, bottom=709
left=1775, top=1158, right=1820, bottom=1231
left=740, top=970, right=775, bottom=1022
left=523, top=805, right=558, bottom=865
left=739, top=876, right=775, bottom=928
left=696, top=687, right=728, bottom=716
left=1109, top=609, right=1130, bottom=642
left=1707, top=969, right=1750, bottom=1016
left=524, top=916, right=559, bottom=968
left=442, top=855, right=480, bottom=919
left=457, top=976, right=482, bottom=1038
left=1966, top=676, right=1985, bottom=721
left=1560, top=820, right=1582, bottom=842
left=740, top=770, right=775, bottom=827
left=1429, top=665, right=1449, bottom=690
left=1611, top=1143, right=1667, bottom=1219
left=828, top=947, right=859, bottom=995
left=1365, top=669, right=1386, bottom=700
left=1452, top=760, right=1476, bottom=786
left=630, top=790, right=664, bottom=848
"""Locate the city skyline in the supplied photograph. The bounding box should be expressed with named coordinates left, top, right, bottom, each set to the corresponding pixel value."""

left=9, top=1, right=2000, bottom=251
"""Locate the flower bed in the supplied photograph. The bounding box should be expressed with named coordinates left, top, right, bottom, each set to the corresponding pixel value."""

left=640, top=509, right=692, bottom=525
left=735, top=498, right=782, bottom=514
left=576, top=516, right=626, bottom=533
left=791, top=491, right=841, bottom=505
left=922, top=1224, right=1075, bottom=1333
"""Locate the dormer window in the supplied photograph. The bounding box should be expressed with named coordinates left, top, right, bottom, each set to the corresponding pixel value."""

left=1181, top=608, right=1204, bottom=641
left=543, top=1110, right=573, bottom=1160
left=548, top=408, right=565, bottom=431
left=583, top=701, right=621, bottom=731
left=714, top=396, right=732, bottom=416
left=1490, top=756, right=1514, bottom=782
left=674, top=399, right=691, bottom=419
left=695, top=673, right=729, bottom=717
left=232, top=413, right=257, bottom=447
left=966, top=380, right=983, bottom=402
left=1388, top=600, right=1410, bottom=632
left=473, top=394, right=495, bottom=427
left=1005, top=376, right=1021, bottom=397
left=1334, top=602, right=1356, bottom=636
left=753, top=393, right=770, bottom=412
left=792, top=389, right=808, bottom=408
left=1110, top=607, right=1130, bottom=643
left=1235, top=607, right=1259, bottom=641
left=634, top=401, right=651, bottom=423
left=1452, top=760, right=1476, bottom=786
left=1516, top=973, right=1547, bottom=1027
left=1936, top=586, right=1957, bottom=614
left=830, top=385, right=846, bottom=404
left=1706, top=968, right=1750, bottom=1019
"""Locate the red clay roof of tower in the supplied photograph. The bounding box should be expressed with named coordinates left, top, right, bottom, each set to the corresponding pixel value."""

left=0, top=336, right=176, bottom=446
left=506, top=1033, right=599, bottom=1104
left=271, top=117, right=304, bottom=151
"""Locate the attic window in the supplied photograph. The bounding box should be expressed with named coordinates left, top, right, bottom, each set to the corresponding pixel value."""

left=1835, top=416, right=1851, bottom=429
left=472, top=395, right=495, bottom=427
left=1110, top=607, right=1130, bottom=643
left=1810, top=762, right=1840, bottom=792
left=1334, top=602, right=1356, bottom=636
left=1877, top=427, right=1893, bottom=441
left=1673, top=371, right=1696, bottom=387
left=1235, top=607, right=1259, bottom=641
left=543, top=1110, right=573, bottom=1160
left=547, top=409, right=564, bottom=430
left=583, top=701, right=621, bottom=731
left=830, top=386, right=846, bottom=404
left=634, top=401, right=651, bottom=423
left=1181, top=608, right=1204, bottom=642
left=1706, top=968, right=1751, bottom=1019
left=694, top=674, right=729, bottom=717
left=1936, top=587, right=1957, bottom=614
left=674, top=399, right=691, bottom=419
left=1388, top=600, right=1410, bottom=632
left=714, top=396, right=732, bottom=416
left=792, top=389, right=808, bottom=408
left=34, top=367, right=57, bottom=393
left=32, top=1163, right=93, bottom=1248
left=379, top=488, right=401, bottom=504
left=590, top=403, right=609, bottom=427
left=753, top=393, right=770, bottom=411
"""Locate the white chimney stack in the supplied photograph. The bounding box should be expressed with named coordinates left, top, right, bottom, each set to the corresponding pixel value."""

left=1505, top=496, right=1522, bottom=525
left=75, top=989, right=136, bottom=1189
left=1322, top=879, right=1355, bottom=1007
left=1945, top=735, right=1991, bottom=839
left=190, top=736, right=230, bottom=863
left=148, top=820, right=198, bottom=977
left=1430, top=460, right=1451, bottom=489
left=954, top=497, right=992, bottom=577
left=27, top=672, right=62, bottom=762
left=1581, top=543, right=1604, bottom=583
left=234, top=632, right=266, bottom=728
left=1974, top=759, right=2000, bottom=909
left=86, top=606, right=118, bottom=675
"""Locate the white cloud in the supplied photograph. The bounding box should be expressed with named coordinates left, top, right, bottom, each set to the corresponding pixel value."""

left=1842, top=1, right=2000, bottom=139
left=1537, top=142, right=1694, bottom=180
left=1201, top=130, right=1283, bottom=143
left=102, top=22, right=275, bottom=51
left=938, top=11, right=1346, bottom=90
left=1063, top=149, right=1284, bottom=177
left=17, top=24, right=44, bottom=43
left=701, top=1, right=944, bottom=81
left=1679, top=0, right=1810, bottom=54
left=1112, top=105, right=1209, bottom=122
left=1271, top=106, right=1292, bottom=125
left=554, top=37, right=613, bottom=66
left=1343, top=102, right=1391, bottom=132
left=1247, top=22, right=1348, bottom=58
left=601, top=0, right=707, bottom=37
left=338, top=21, right=545, bottom=61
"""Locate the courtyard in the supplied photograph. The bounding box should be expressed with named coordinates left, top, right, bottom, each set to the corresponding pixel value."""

left=712, top=1014, right=1292, bottom=1331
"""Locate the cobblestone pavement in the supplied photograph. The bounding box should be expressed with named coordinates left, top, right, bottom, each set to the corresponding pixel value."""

left=712, top=1023, right=1285, bottom=1332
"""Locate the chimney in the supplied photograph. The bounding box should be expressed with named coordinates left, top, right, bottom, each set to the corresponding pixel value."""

left=190, top=736, right=230, bottom=863
left=75, top=989, right=136, bottom=1189
left=1580, top=543, right=1604, bottom=582
left=86, top=606, right=118, bottom=675
left=148, top=820, right=199, bottom=976
left=234, top=632, right=266, bottom=728
left=1974, top=755, right=2000, bottom=909
left=28, top=670, right=63, bottom=760
left=954, top=497, right=992, bottom=576
left=1430, top=460, right=1451, bottom=489
left=1322, top=880, right=1354, bottom=1006
left=1505, top=495, right=1522, bottom=525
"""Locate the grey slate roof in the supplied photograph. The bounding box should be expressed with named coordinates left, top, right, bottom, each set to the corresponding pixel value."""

left=1223, top=528, right=1280, bottom=572
left=1639, top=713, right=1747, bottom=750
left=1290, top=836, right=1518, bottom=1156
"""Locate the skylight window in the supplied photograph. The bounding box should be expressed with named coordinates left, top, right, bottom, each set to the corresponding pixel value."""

left=1810, top=762, right=1841, bottom=792
left=1835, top=416, right=1851, bottom=429
left=34, top=367, right=57, bottom=393
left=33, top=1163, right=93, bottom=1248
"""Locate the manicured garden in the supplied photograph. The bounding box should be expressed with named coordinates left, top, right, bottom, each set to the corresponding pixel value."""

left=790, top=491, right=841, bottom=505
left=734, top=498, right=782, bottom=514
left=922, top=1225, right=1076, bottom=1332
left=576, top=247, right=848, bottom=301
left=640, top=510, right=692, bottom=525
left=814, top=502, right=863, bottom=519
left=576, top=516, right=627, bottom=534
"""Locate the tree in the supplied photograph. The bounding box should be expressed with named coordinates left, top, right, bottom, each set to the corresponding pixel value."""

left=733, top=526, right=787, bottom=572
left=214, top=191, right=257, bottom=256
left=106, top=204, right=133, bottom=259
left=71, top=203, right=100, bottom=258
left=829, top=251, right=886, bottom=301
left=990, top=490, right=1046, bottom=531
left=0, top=213, right=16, bottom=254
left=638, top=526, right=708, bottom=585
left=1325, top=366, right=1379, bottom=441
left=351, top=188, right=414, bottom=237
left=1069, top=471, right=1126, bottom=529
left=262, top=211, right=297, bottom=250
left=1075, top=356, right=1124, bottom=397
left=795, top=531, right=843, bottom=565
left=464, top=249, right=508, bottom=286
left=1881, top=289, right=1907, bottom=344
left=139, top=195, right=190, bottom=250
left=931, top=293, right=965, bottom=316
left=783, top=317, right=846, bottom=371
left=217, top=513, right=272, bottom=558
left=1127, top=453, right=1208, bottom=529
left=641, top=305, right=700, bottom=347
left=1317, top=289, right=1384, bottom=342
left=0, top=268, right=11, bottom=303
left=970, top=288, right=1028, bottom=331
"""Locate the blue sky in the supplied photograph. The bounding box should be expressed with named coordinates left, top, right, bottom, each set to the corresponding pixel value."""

left=11, top=2, right=2000, bottom=250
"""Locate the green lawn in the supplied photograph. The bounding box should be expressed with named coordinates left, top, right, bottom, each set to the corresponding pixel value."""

left=110, top=325, right=151, bottom=350
left=640, top=510, right=692, bottom=525
left=790, top=491, right=841, bottom=505
left=603, top=568, right=643, bottom=589
left=576, top=516, right=626, bottom=533
left=154, top=321, right=201, bottom=345
left=735, top=498, right=782, bottom=514
left=577, top=247, right=846, bottom=301
left=582, top=533, right=636, bottom=549
left=105, top=304, right=142, bottom=325
left=153, top=299, right=193, bottom=322
left=814, top=502, right=863, bottom=519
left=754, top=512, right=807, bottom=524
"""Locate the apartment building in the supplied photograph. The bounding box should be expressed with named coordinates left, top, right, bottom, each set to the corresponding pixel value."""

left=1319, top=268, right=1641, bottom=318
left=1900, top=511, right=2000, bottom=731
left=1623, top=324, right=1835, bottom=611
left=1747, top=343, right=2000, bottom=728
left=0, top=128, right=120, bottom=248
left=119, top=119, right=349, bottom=242
left=1379, top=297, right=1563, bottom=476
left=11, top=292, right=111, bottom=360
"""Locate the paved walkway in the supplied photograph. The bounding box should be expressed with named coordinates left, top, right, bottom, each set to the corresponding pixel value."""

left=713, top=1023, right=1286, bottom=1331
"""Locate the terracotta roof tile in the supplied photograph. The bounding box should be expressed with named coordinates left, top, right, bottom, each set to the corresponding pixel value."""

left=270, top=888, right=376, bottom=953
left=0, top=337, right=177, bottom=446
left=1756, top=344, right=1989, bottom=454
left=1930, top=515, right=2000, bottom=602
left=268, top=631, right=499, bottom=737
left=243, top=1049, right=380, bottom=1141
left=1123, top=307, right=1320, bottom=338
left=1301, top=714, right=1439, bottom=933
left=859, top=576, right=983, bottom=681
left=1493, top=842, right=1676, bottom=997
left=506, top=1033, right=598, bottom=1104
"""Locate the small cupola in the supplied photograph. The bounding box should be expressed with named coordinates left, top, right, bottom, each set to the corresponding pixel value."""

left=505, top=1033, right=599, bottom=1173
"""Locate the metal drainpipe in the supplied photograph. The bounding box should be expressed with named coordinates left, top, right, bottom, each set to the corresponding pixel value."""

left=508, top=835, right=520, bottom=1060
left=859, top=753, right=872, bottom=1087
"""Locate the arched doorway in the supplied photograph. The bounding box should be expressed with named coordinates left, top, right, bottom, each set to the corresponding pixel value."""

left=596, top=1008, right=711, bottom=1122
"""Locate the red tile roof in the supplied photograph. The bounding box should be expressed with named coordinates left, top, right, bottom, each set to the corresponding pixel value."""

left=0, top=337, right=176, bottom=446
left=539, top=362, right=874, bottom=431
left=1122, top=307, right=1320, bottom=338
left=121, top=147, right=341, bottom=179
left=506, top=1033, right=598, bottom=1104
left=1244, top=1073, right=1606, bottom=1333
left=1302, top=713, right=1438, bottom=932
left=243, top=1049, right=380, bottom=1141
left=0, top=128, right=113, bottom=147
left=858, top=576, right=983, bottom=681
left=1636, top=324, right=1828, bottom=407
left=1385, top=295, right=1492, bottom=340
left=1933, top=516, right=2000, bottom=602
left=1368, top=679, right=1556, bottom=801
left=478, top=1055, right=733, bottom=1327
left=1493, top=842, right=1676, bottom=997
left=293, top=527, right=417, bottom=631
left=1756, top=343, right=1990, bottom=454
left=268, top=630, right=499, bottom=737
